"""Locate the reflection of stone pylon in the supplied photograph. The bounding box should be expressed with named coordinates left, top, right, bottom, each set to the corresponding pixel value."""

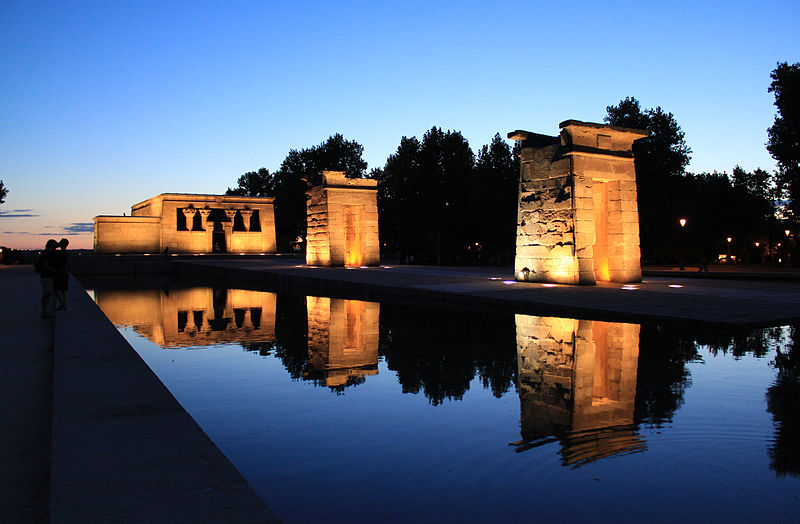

left=513, top=314, right=645, bottom=466
left=305, top=296, right=379, bottom=387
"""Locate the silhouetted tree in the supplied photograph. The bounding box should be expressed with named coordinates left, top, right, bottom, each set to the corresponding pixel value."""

left=767, top=62, right=800, bottom=218
left=226, top=168, right=274, bottom=197
left=376, top=136, right=423, bottom=260
left=0, top=180, right=7, bottom=206
left=472, top=134, right=520, bottom=263
left=272, top=134, right=368, bottom=251
left=377, top=127, right=475, bottom=264
left=605, top=97, right=692, bottom=263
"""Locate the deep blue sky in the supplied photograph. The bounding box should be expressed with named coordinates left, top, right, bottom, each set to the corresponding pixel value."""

left=1, top=1, right=797, bottom=248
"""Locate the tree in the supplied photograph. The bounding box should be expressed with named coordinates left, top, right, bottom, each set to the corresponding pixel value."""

left=378, top=127, right=475, bottom=264
left=767, top=62, right=800, bottom=218
left=472, top=134, right=519, bottom=263
left=0, top=180, right=7, bottom=206
left=605, top=97, right=692, bottom=262
left=272, top=134, right=368, bottom=251
left=225, top=168, right=273, bottom=196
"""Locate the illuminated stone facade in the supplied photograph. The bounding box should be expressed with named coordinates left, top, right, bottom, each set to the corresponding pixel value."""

left=94, top=193, right=276, bottom=254
left=93, top=287, right=276, bottom=348
left=514, top=314, right=643, bottom=465
left=305, top=296, right=380, bottom=387
left=510, top=121, right=648, bottom=284
left=306, top=171, right=379, bottom=267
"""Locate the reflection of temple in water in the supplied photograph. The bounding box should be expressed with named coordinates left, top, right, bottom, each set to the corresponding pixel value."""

left=93, top=288, right=276, bottom=348
left=513, top=315, right=645, bottom=466
left=305, top=297, right=379, bottom=388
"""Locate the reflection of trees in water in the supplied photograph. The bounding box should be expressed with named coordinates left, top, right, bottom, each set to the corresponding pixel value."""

left=701, top=327, right=783, bottom=359
left=241, top=294, right=308, bottom=379
left=634, top=325, right=700, bottom=426
left=767, top=324, right=800, bottom=477
left=378, top=304, right=517, bottom=405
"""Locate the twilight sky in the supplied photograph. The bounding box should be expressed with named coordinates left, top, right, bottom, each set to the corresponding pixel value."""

left=1, top=1, right=797, bottom=249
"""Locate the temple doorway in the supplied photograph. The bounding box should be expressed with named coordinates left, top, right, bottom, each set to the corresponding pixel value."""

left=212, top=221, right=226, bottom=253
left=343, top=205, right=363, bottom=267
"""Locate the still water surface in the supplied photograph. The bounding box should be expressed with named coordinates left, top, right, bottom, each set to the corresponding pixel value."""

left=89, top=285, right=799, bottom=523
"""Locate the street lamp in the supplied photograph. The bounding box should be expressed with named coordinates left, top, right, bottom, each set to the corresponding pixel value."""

left=678, top=218, right=687, bottom=270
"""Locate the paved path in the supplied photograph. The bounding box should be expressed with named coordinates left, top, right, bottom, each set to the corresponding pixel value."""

left=1, top=266, right=279, bottom=522
left=0, top=266, right=52, bottom=523
left=179, top=260, right=800, bottom=328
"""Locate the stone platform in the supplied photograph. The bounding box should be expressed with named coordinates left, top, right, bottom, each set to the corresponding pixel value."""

left=177, top=259, right=800, bottom=328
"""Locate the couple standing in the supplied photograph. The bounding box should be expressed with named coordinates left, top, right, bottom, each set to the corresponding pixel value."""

left=38, top=238, right=70, bottom=318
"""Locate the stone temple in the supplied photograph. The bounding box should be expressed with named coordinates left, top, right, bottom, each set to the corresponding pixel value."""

left=509, top=120, right=649, bottom=284
left=306, top=170, right=380, bottom=267
left=94, top=193, right=276, bottom=254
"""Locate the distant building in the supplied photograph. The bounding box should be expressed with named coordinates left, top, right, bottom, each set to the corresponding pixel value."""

left=93, top=193, right=276, bottom=254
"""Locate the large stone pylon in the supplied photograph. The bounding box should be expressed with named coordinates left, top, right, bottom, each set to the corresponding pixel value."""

left=509, top=120, right=648, bottom=284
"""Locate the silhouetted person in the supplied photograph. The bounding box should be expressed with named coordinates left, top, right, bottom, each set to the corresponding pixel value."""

left=54, top=238, right=70, bottom=310
left=698, top=254, right=709, bottom=272
left=37, top=239, right=58, bottom=318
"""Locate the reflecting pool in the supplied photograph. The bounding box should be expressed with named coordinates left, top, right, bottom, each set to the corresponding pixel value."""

left=88, top=284, right=800, bottom=523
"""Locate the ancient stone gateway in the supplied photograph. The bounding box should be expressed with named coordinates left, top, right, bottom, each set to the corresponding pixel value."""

left=509, top=120, right=649, bottom=284
left=306, top=170, right=380, bottom=267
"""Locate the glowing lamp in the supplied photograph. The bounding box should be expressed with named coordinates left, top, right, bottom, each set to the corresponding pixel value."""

left=726, top=237, right=732, bottom=243
left=679, top=218, right=687, bottom=227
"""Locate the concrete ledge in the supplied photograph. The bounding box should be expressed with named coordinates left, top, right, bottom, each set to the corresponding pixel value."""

left=50, top=276, right=280, bottom=522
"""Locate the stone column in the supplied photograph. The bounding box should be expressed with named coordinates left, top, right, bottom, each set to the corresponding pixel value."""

left=182, top=207, right=197, bottom=230
left=198, top=208, right=211, bottom=230
left=239, top=209, right=253, bottom=232
left=224, top=209, right=237, bottom=252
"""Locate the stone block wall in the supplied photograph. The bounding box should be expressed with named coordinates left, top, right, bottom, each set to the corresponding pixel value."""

left=93, top=216, right=161, bottom=254
left=510, top=121, right=647, bottom=284
left=306, top=171, right=380, bottom=267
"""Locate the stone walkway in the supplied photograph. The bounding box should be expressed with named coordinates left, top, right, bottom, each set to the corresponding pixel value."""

left=178, top=260, right=800, bottom=328
left=0, top=266, right=279, bottom=523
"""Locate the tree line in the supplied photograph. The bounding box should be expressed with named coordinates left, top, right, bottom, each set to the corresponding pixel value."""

left=228, top=62, right=799, bottom=265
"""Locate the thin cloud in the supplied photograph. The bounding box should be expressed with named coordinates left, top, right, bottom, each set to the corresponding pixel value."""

left=3, top=223, right=94, bottom=236
left=0, top=209, right=39, bottom=218
left=64, top=223, right=94, bottom=233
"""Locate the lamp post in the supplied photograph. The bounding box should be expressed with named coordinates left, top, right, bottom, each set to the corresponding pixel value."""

left=679, top=218, right=687, bottom=270
left=726, top=236, right=732, bottom=263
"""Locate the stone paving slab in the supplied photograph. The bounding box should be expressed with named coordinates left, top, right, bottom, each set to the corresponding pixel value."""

left=0, top=266, right=52, bottom=523
left=177, top=260, right=800, bottom=328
